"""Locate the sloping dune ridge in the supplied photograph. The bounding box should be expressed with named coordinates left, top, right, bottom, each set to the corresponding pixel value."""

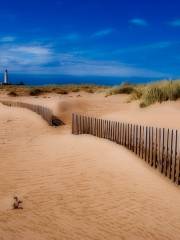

left=1, top=93, right=180, bottom=240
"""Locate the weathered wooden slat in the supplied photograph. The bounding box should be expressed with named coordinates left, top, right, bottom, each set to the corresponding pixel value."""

left=126, top=123, right=129, bottom=147
left=141, top=126, right=144, bottom=159
left=151, top=127, right=154, bottom=167
left=101, top=119, right=103, bottom=138
left=133, top=124, right=136, bottom=152
left=109, top=120, right=112, bottom=140
left=118, top=122, right=121, bottom=144
left=167, top=130, right=173, bottom=179
left=71, top=113, right=180, bottom=185
left=72, top=113, right=74, bottom=134
left=112, top=121, right=114, bottom=141
left=88, top=116, right=90, bottom=135
left=135, top=125, right=138, bottom=154
left=164, top=129, right=169, bottom=176
left=176, top=133, right=180, bottom=184
left=90, top=117, right=92, bottom=135
left=91, top=117, right=93, bottom=135
left=93, top=118, right=96, bottom=136
left=114, top=122, right=117, bottom=142
left=108, top=120, right=111, bottom=140
left=119, top=123, right=122, bottom=145
left=96, top=118, right=98, bottom=137
left=158, top=128, right=161, bottom=171
left=139, top=125, right=141, bottom=157
left=81, top=116, right=84, bottom=134
left=116, top=122, right=119, bottom=144
left=124, top=123, right=126, bottom=147
left=160, top=128, right=165, bottom=172
left=148, top=126, right=151, bottom=165
left=107, top=120, right=109, bottom=140
left=77, top=114, right=80, bottom=134
left=144, top=126, right=148, bottom=161
left=114, top=122, right=117, bottom=143
left=98, top=118, right=100, bottom=137
left=170, top=130, right=174, bottom=179
left=172, top=130, right=178, bottom=182
left=129, top=124, right=132, bottom=150
left=121, top=123, right=124, bottom=146
left=101, top=119, right=104, bottom=138
left=154, top=128, right=158, bottom=168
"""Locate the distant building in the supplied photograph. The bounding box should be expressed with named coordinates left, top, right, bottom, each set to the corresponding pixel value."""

left=0, top=69, right=11, bottom=85
left=3, top=69, right=9, bottom=84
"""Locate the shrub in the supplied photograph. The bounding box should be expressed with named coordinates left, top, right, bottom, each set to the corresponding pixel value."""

left=129, top=87, right=143, bottom=100
left=140, top=86, right=163, bottom=107
left=139, top=81, right=180, bottom=107
left=8, top=91, right=18, bottom=97
left=57, top=89, right=68, bottom=94
left=71, top=88, right=80, bottom=92
left=106, top=84, right=135, bottom=96
left=29, top=88, right=43, bottom=96
left=85, top=88, right=94, bottom=93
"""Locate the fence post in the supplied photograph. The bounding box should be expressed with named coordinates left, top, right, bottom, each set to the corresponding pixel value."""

left=163, top=128, right=169, bottom=176
left=167, top=130, right=173, bottom=179
left=151, top=127, right=154, bottom=166
left=72, top=113, right=74, bottom=134
left=172, top=130, right=178, bottom=182
left=154, top=128, right=158, bottom=168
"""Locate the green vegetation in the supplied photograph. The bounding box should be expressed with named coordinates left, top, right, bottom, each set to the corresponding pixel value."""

left=29, top=88, right=43, bottom=96
left=0, top=84, right=107, bottom=97
left=8, top=91, right=18, bottom=97
left=1, top=80, right=180, bottom=107
left=107, top=80, right=180, bottom=107
left=106, top=83, right=135, bottom=96
left=138, top=80, right=180, bottom=107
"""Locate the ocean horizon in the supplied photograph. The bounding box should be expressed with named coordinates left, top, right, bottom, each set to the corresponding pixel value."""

left=3, top=73, right=165, bottom=86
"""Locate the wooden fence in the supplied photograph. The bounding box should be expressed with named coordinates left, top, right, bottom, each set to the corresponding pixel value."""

left=0, top=100, right=63, bottom=126
left=72, top=113, right=180, bottom=185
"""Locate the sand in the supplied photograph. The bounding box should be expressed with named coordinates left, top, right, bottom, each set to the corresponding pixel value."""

left=0, top=92, right=180, bottom=240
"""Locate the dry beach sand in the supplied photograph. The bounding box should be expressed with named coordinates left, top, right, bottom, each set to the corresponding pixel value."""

left=0, top=92, right=180, bottom=240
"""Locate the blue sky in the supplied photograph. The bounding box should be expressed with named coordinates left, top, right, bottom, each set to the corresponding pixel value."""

left=0, top=0, right=180, bottom=78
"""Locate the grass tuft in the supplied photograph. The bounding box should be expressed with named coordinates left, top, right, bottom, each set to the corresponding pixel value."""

left=106, top=83, right=135, bottom=96
left=8, top=91, right=18, bottom=97
left=139, top=80, right=180, bottom=107
left=2, top=80, right=180, bottom=108
left=29, top=88, right=43, bottom=96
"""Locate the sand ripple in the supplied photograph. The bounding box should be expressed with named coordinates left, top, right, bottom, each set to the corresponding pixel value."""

left=0, top=103, right=180, bottom=240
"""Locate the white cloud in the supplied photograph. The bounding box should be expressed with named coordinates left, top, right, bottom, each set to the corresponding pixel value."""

left=92, top=28, right=114, bottom=38
left=0, top=44, right=53, bottom=69
left=12, top=46, right=52, bottom=55
left=0, top=42, right=166, bottom=78
left=0, top=36, right=16, bottom=43
left=115, top=41, right=174, bottom=54
left=169, top=19, right=180, bottom=27
left=57, top=58, right=165, bottom=78
left=129, top=18, right=148, bottom=26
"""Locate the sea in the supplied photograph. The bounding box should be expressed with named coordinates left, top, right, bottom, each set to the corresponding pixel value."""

left=2, top=74, right=163, bottom=86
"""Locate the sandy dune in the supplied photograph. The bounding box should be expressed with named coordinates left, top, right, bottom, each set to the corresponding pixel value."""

left=1, top=93, right=180, bottom=240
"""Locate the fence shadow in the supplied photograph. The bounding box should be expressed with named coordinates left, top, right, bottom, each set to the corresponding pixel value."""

left=72, top=113, right=180, bottom=185
left=0, top=100, right=64, bottom=126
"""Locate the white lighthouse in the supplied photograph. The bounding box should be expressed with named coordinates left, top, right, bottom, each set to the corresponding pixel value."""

left=3, top=69, right=9, bottom=84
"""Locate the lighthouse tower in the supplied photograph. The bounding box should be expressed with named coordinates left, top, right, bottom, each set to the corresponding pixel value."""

left=3, top=69, right=9, bottom=84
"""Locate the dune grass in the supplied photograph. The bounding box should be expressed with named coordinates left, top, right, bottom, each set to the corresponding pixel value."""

left=1, top=80, right=180, bottom=107
left=138, top=80, right=180, bottom=107
left=106, top=80, right=180, bottom=107
left=0, top=84, right=108, bottom=96
left=106, top=83, right=135, bottom=96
